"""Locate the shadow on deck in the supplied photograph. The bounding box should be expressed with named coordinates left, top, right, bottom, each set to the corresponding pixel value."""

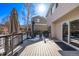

left=13, top=38, right=42, bottom=56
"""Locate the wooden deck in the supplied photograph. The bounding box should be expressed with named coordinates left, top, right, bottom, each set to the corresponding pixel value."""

left=19, top=39, right=62, bottom=56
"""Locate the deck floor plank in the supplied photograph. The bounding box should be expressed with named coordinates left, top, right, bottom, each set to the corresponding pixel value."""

left=19, top=39, right=62, bottom=56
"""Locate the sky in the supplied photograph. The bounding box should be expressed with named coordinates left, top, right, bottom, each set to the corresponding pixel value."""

left=0, top=3, right=50, bottom=25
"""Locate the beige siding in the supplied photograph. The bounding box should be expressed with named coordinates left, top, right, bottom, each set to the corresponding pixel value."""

left=46, top=15, right=52, bottom=26
left=51, top=6, right=79, bottom=40
left=51, top=23, right=56, bottom=38
left=34, top=24, right=48, bottom=31
left=52, top=3, right=79, bottom=22
left=47, top=3, right=79, bottom=26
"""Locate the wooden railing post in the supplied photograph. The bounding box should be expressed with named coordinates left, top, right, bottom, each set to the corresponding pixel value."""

left=21, top=33, right=23, bottom=43
left=0, top=32, right=26, bottom=56
left=10, top=35, right=13, bottom=55
left=4, top=36, right=9, bottom=55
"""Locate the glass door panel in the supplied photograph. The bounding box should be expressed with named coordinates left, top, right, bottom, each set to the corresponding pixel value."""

left=62, top=23, right=68, bottom=43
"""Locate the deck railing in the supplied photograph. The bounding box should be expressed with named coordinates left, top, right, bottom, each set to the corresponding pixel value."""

left=0, top=32, right=27, bottom=56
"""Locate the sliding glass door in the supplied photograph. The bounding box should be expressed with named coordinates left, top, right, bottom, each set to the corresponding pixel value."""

left=70, top=19, right=79, bottom=47
left=62, top=19, right=79, bottom=48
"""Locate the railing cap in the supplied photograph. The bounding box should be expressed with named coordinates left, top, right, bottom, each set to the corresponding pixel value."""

left=0, top=32, right=26, bottom=38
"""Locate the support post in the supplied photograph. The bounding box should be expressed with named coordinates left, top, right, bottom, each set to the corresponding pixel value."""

left=21, top=33, right=23, bottom=43
left=68, top=22, right=70, bottom=44
left=10, top=35, right=13, bottom=55
left=4, top=36, right=9, bottom=55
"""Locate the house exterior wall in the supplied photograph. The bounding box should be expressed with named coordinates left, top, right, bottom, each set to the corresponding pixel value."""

left=51, top=6, right=79, bottom=40
left=46, top=3, right=56, bottom=26
left=51, top=3, right=79, bottom=22
left=47, top=3, right=79, bottom=26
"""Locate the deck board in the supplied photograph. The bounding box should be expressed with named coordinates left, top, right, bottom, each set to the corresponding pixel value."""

left=19, top=39, right=62, bottom=56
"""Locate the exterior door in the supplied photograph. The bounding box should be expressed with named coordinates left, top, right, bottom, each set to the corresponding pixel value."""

left=62, top=23, right=68, bottom=43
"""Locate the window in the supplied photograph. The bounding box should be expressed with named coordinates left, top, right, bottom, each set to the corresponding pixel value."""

left=62, top=23, right=68, bottom=43
left=56, top=3, right=58, bottom=8
left=70, top=19, right=79, bottom=48
left=37, top=19, right=40, bottom=23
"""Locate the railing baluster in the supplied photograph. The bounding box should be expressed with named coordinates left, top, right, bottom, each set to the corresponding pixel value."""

left=0, top=32, right=26, bottom=56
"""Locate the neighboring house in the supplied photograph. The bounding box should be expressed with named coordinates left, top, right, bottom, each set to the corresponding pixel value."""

left=20, top=25, right=27, bottom=33
left=32, top=16, right=48, bottom=32
left=2, top=26, right=8, bottom=34
left=0, top=24, right=4, bottom=34
left=0, top=24, right=8, bottom=34
left=46, top=3, right=79, bottom=50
